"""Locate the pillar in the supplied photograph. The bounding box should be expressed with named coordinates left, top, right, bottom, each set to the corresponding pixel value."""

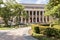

left=21, top=12, right=23, bottom=23
left=42, top=11, right=44, bottom=23
left=28, top=11, right=30, bottom=23
left=32, top=11, right=33, bottom=23
left=39, top=11, right=41, bottom=23
left=36, top=11, right=37, bottom=23
left=46, top=16, right=47, bottom=23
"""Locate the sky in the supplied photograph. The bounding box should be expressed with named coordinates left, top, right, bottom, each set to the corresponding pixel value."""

left=16, top=0, right=48, bottom=4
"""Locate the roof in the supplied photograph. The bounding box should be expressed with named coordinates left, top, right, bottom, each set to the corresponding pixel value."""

left=20, top=3, right=45, bottom=9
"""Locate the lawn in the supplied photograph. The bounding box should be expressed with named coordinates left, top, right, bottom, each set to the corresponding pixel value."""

left=0, top=27, right=13, bottom=30
left=53, top=25, right=60, bottom=29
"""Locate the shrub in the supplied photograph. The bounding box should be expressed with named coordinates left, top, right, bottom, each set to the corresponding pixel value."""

left=32, top=32, right=44, bottom=39
left=39, top=26, right=48, bottom=34
left=41, top=24, right=50, bottom=26
left=32, top=32, right=54, bottom=40
left=34, top=27, right=40, bottom=34
left=56, top=30, right=60, bottom=38
left=44, top=28, right=60, bottom=37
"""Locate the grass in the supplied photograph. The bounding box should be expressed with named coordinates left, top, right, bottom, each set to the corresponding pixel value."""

left=53, top=25, right=60, bottom=29
left=0, top=27, right=13, bottom=30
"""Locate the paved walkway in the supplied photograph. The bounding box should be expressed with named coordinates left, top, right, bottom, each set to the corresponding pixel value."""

left=0, top=27, right=37, bottom=40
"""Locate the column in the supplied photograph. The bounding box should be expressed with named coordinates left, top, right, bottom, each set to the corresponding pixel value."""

left=48, top=16, right=50, bottom=23
left=24, top=18, right=26, bottom=24
left=21, top=12, right=23, bottom=23
left=25, top=11, right=26, bottom=24
left=32, top=11, right=33, bottom=23
left=35, top=11, right=37, bottom=23
left=28, top=11, right=30, bottom=23
left=39, top=11, right=41, bottom=23
left=46, top=16, right=47, bottom=23
left=42, top=11, right=44, bottom=23
left=21, top=17, right=23, bottom=23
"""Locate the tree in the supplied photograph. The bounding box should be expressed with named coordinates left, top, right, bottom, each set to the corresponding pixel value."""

left=0, top=0, right=26, bottom=27
left=45, top=0, right=60, bottom=25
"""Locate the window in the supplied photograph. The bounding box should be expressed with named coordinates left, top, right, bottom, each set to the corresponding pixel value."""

left=26, top=11, right=28, bottom=13
left=23, top=18, right=25, bottom=22
left=44, top=16, right=46, bottom=23
left=37, top=11, right=39, bottom=15
left=37, top=18, right=39, bottom=22
left=30, top=18, right=32, bottom=23
left=30, top=11, right=32, bottom=15
left=47, top=16, right=49, bottom=22
left=26, top=19, right=28, bottom=23
left=41, top=17, right=42, bottom=23
left=33, top=11, right=35, bottom=15
left=33, top=18, right=35, bottom=22
left=19, top=17, right=21, bottom=22
left=40, top=11, right=42, bottom=16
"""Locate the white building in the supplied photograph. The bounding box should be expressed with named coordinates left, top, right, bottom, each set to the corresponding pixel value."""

left=16, top=4, right=51, bottom=24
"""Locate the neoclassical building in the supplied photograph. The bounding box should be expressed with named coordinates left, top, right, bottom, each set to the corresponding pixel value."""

left=18, top=4, right=51, bottom=24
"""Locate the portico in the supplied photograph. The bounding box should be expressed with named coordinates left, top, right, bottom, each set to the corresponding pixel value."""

left=19, top=4, right=50, bottom=24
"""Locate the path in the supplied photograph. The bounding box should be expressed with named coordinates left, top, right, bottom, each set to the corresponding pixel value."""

left=0, top=27, right=37, bottom=40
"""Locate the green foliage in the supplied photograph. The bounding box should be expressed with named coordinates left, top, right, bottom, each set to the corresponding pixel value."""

left=44, top=28, right=60, bottom=38
left=31, top=24, right=60, bottom=40
left=0, top=0, right=3, bottom=4
left=32, top=32, right=44, bottom=39
left=44, top=28, right=57, bottom=37
left=34, top=27, right=40, bottom=34
left=31, top=24, right=49, bottom=34
left=45, top=0, right=60, bottom=11
left=0, top=0, right=27, bottom=27
left=45, top=0, right=60, bottom=24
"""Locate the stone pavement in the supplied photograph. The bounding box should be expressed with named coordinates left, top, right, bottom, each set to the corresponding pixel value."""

left=0, top=27, right=37, bottom=40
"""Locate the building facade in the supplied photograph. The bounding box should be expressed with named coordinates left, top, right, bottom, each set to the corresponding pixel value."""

left=19, top=4, right=50, bottom=24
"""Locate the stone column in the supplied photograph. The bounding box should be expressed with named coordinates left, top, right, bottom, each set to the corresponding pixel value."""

left=48, top=16, right=50, bottom=23
left=28, top=11, right=30, bottom=23
left=39, top=11, right=41, bottom=23
left=25, top=18, right=26, bottom=24
left=42, top=11, right=44, bottom=23
left=46, top=16, right=47, bottom=23
left=25, top=11, right=26, bottom=24
left=21, top=12, right=23, bottom=23
left=36, top=11, right=37, bottom=23
left=32, top=11, right=33, bottom=23
left=21, top=17, right=23, bottom=23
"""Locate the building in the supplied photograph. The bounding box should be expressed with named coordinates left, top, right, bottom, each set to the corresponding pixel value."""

left=18, top=4, right=51, bottom=24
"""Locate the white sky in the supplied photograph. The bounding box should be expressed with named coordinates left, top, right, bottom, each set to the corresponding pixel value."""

left=3, top=0, right=48, bottom=4
left=16, top=0, right=48, bottom=4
